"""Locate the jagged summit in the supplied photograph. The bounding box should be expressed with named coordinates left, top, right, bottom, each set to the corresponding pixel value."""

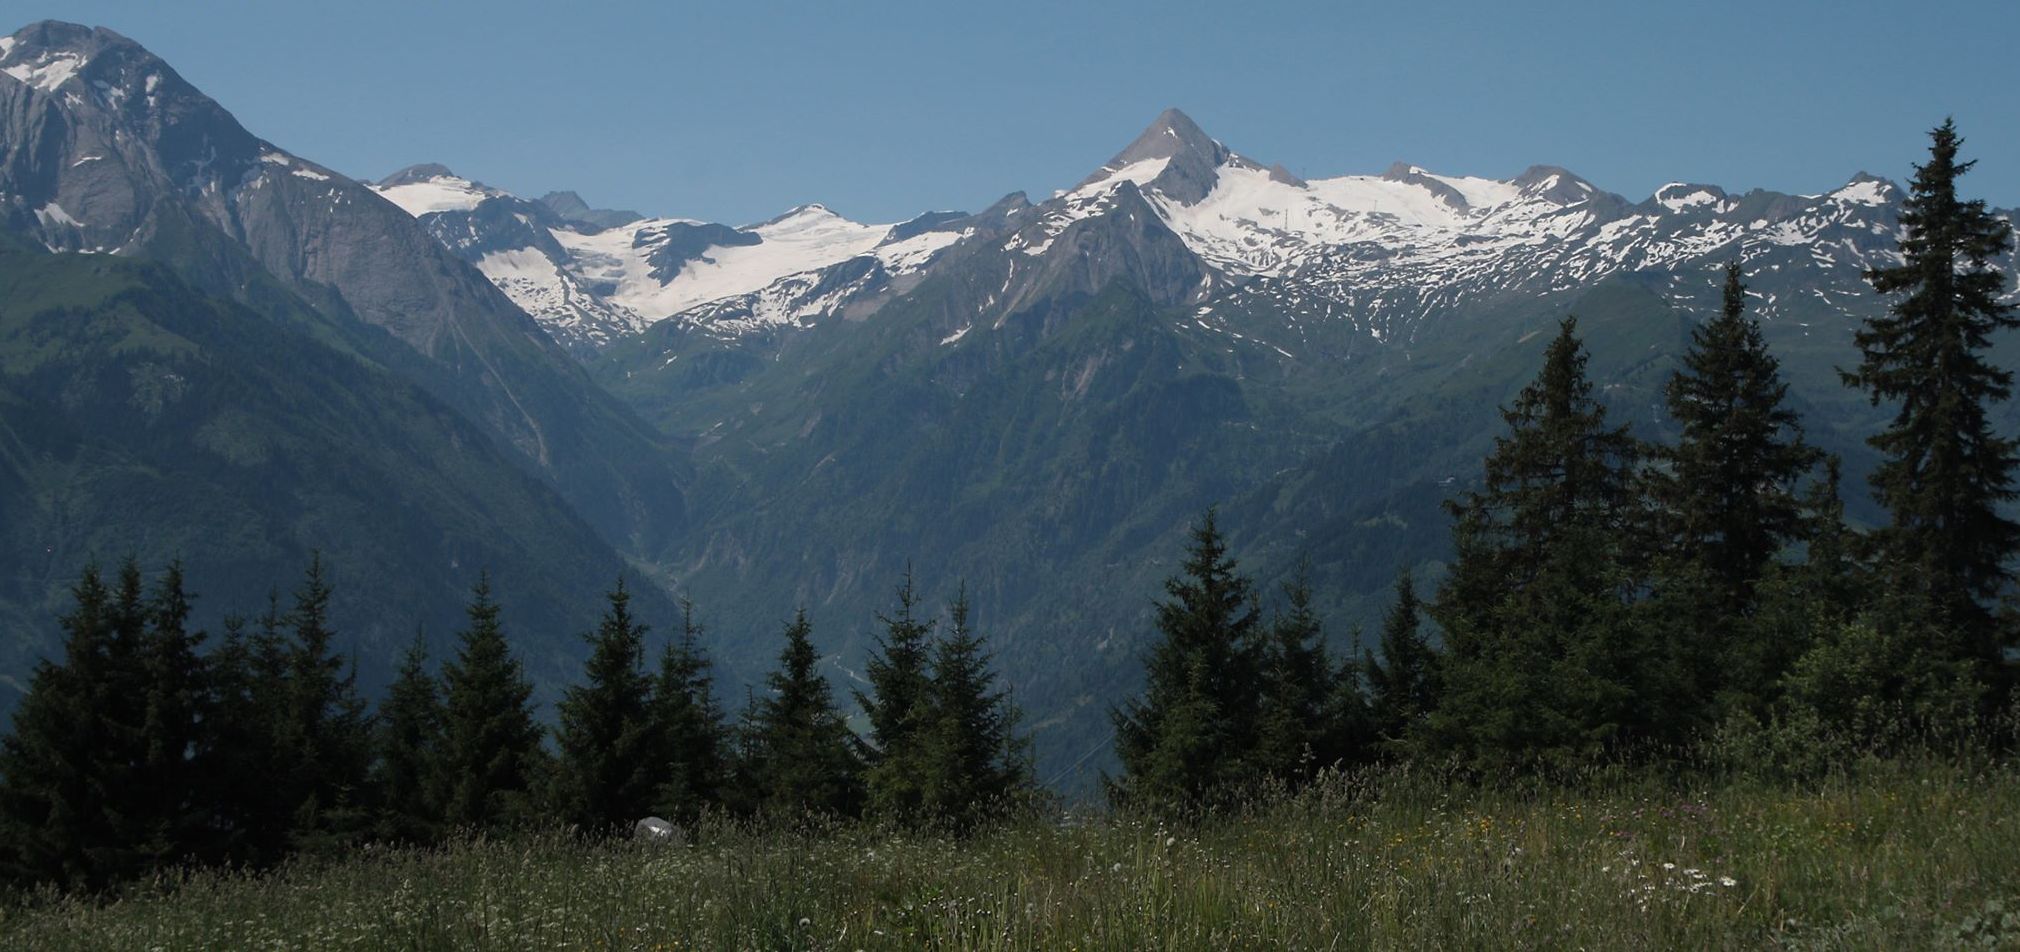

left=1078, top=107, right=1236, bottom=205
left=377, top=163, right=460, bottom=188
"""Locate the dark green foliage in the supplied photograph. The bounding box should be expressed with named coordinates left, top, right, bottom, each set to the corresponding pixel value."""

left=651, top=598, right=729, bottom=822
left=1646, top=262, right=1823, bottom=716
left=1253, top=563, right=1354, bottom=781
left=1364, top=570, right=1438, bottom=753
left=1844, top=119, right=2020, bottom=665
left=438, top=575, right=544, bottom=831
left=130, top=562, right=210, bottom=870
left=1428, top=318, right=1664, bottom=769
left=915, top=587, right=1034, bottom=830
left=200, top=596, right=295, bottom=867
left=552, top=579, right=663, bottom=832
left=1110, top=509, right=1265, bottom=809
left=859, top=570, right=936, bottom=822
left=271, top=555, right=374, bottom=853
left=741, top=610, right=864, bottom=819
left=370, top=631, right=443, bottom=845
left=0, top=566, right=123, bottom=890
left=0, top=561, right=215, bottom=889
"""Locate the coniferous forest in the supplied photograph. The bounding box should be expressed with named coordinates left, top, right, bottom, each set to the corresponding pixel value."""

left=5, top=123, right=2020, bottom=948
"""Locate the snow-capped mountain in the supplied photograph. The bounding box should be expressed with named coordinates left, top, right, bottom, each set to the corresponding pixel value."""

left=0, top=21, right=689, bottom=548
left=390, top=106, right=1993, bottom=362
left=370, top=169, right=983, bottom=351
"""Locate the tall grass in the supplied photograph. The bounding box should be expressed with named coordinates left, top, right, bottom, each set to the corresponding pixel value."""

left=5, top=757, right=2018, bottom=949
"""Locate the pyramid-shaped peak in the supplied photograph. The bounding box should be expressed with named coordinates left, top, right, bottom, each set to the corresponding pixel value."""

left=1074, top=108, right=1236, bottom=206
left=1112, top=107, right=1223, bottom=167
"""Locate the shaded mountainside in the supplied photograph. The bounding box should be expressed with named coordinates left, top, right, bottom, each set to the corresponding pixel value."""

left=590, top=112, right=2020, bottom=793
left=0, top=239, right=677, bottom=709
left=0, top=21, right=689, bottom=554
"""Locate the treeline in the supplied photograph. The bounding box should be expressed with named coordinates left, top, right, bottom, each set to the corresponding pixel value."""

left=0, top=562, right=1032, bottom=893
left=1109, top=119, right=2020, bottom=808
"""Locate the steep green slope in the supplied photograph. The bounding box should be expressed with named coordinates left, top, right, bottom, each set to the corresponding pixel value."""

left=0, top=242, right=673, bottom=710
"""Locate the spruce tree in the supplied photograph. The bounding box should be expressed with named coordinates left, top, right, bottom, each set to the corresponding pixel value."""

left=743, top=610, right=863, bottom=819
left=652, top=597, right=729, bottom=822
left=132, top=562, right=209, bottom=870
left=1110, top=508, right=1264, bottom=809
left=438, top=574, right=544, bottom=831
left=1656, top=262, right=1822, bottom=611
left=553, top=578, right=662, bottom=832
left=1427, top=318, right=1659, bottom=768
left=917, top=587, right=1033, bottom=830
left=1252, top=564, right=1345, bottom=782
left=204, top=593, right=297, bottom=866
left=1648, top=262, right=1822, bottom=713
left=274, top=555, right=373, bottom=853
left=858, top=569, right=936, bottom=822
left=370, top=630, right=444, bottom=844
left=1844, top=118, right=2020, bottom=668
left=0, top=566, right=119, bottom=890
left=1364, top=569, right=1437, bottom=752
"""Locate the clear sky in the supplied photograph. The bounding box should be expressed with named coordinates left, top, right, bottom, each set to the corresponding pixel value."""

left=16, top=0, right=2020, bottom=225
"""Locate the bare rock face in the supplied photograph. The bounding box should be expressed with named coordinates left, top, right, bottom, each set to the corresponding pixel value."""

left=0, top=20, right=688, bottom=551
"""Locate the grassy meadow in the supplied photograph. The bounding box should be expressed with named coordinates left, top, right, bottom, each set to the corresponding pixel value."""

left=4, top=757, right=2018, bottom=950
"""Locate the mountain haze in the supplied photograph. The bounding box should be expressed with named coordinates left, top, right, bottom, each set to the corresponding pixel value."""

left=7, top=19, right=2020, bottom=792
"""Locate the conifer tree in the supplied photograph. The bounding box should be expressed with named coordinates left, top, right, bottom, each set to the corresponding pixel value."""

left=438, top=574, right=544, bottom=831
left=1364, top=569, right=1438, bottom=752
left=274, top=555, right=373, bottom=852
left=552, top=578, right=662, bottom=832
left=1647, top=262, right=1822, bottom=713
left=1253, top=564, right=1344, bottom=782
left=652, top=597, right=729, bottom=822
left=204, top=593, right=297, bottom=866
left=743, top=610, right=863, bottom=819
left=132, top=562, right=209, bottom=869
left=858, top=569, right=936, bottom=821
left=370, top=630, right=444, bottom=844
left=1656, top=263, right=1822, bottom=611
left=0, top=566, right=119, bottom=890
left=1844, top=118, right=2020, bottom=667
left=916, top=587, right=1033, bottom=830
left=1428, top=318, right=1660, bottom=768
left=1110, top=508, right=1264, bottom=809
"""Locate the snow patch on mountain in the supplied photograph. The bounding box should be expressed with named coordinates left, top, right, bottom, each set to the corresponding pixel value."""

left=0, top=47, right=84, bottom=92
left=376, top=173, right=500, bottom=215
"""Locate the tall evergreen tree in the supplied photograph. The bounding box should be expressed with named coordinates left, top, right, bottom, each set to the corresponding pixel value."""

left=0, top=567, right=120, bottom=890
left=1843, top=118, right=2020, bottom=668
left=552, top=578, right=663, bottom=832
left=917, top=587, right=1033, bottom=830
left=1648, top=262, right=1822, bottom=713
left=858, top=569, right=937, bottom=821
left=1427, top=318, right=1660, bottom=768
left=1110, top=508, right=1264, bottom=809
left=1364, top=569, right=1438, bottom=752
left=131, top=562, right=209, bottom=870
left=652, top=597, right=729, bottom=822
left=370, top=630, right=444, bottom=844
left=199, top=594, right=294, bottom=867
left=742, top=610, right=863, bottom=819
left=1656, top=262, right=1823, bottom=611
left=274, top=555, right=373, bottom=853
left=438, top=574, right=544, bottom=831
left=1253, top=563, right=1346, bottom=782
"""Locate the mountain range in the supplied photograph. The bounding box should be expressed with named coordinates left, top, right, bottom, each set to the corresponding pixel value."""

left=4, top=20, right=2017, bottom=791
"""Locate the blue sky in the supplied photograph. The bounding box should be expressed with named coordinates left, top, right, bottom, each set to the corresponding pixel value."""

left=17, top=0, right=2020, bottom=224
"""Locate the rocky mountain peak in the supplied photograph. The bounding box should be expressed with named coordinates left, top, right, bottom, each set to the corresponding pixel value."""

left=1077, top=107, right=1234, bottom=206
left=377, top=163, right=460, bottom=188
